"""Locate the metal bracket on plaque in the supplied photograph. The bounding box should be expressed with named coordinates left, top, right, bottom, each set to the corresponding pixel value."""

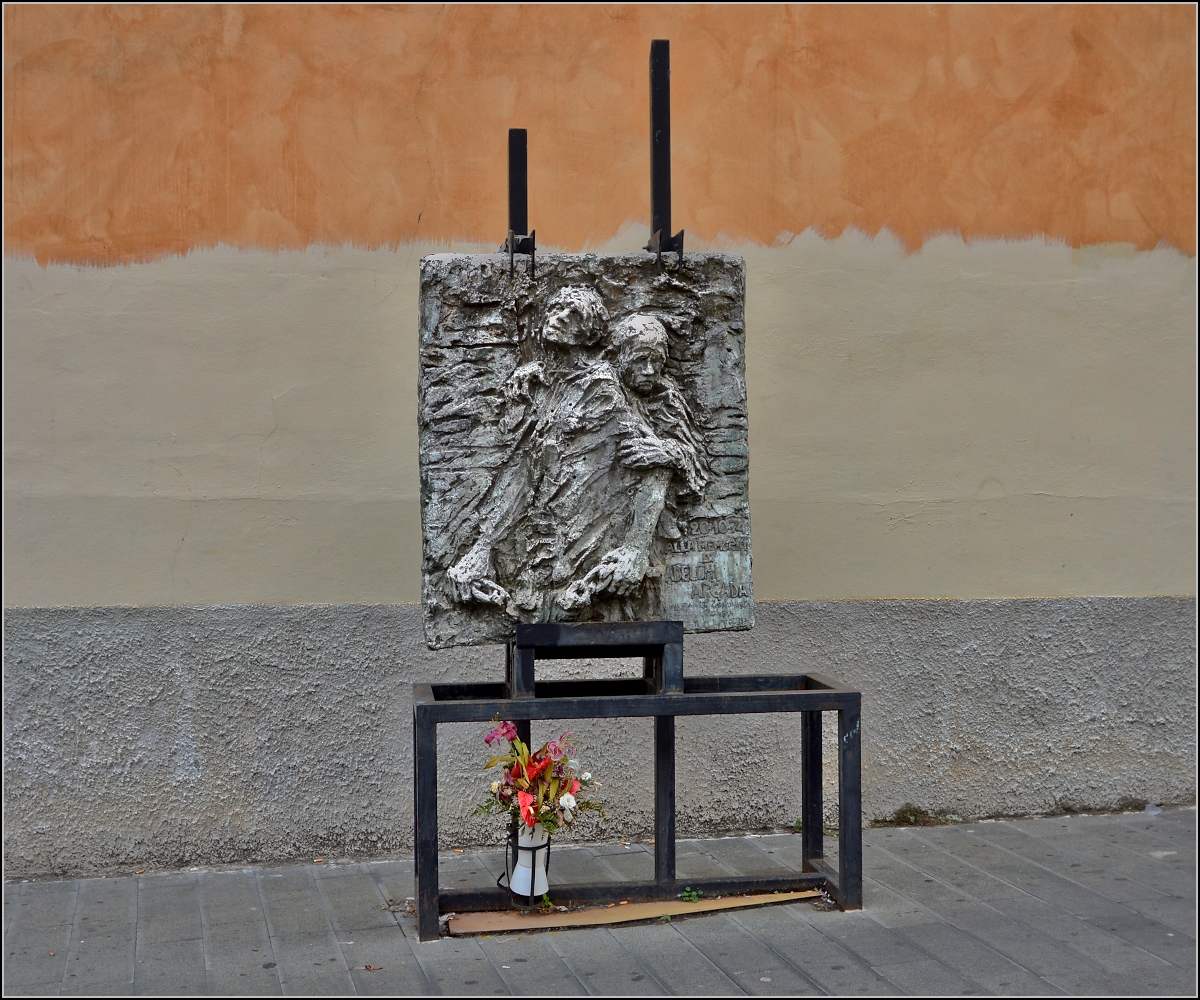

left=645, top=39, right=684, bottom=265
left=500, top=128, right=536, bottom=278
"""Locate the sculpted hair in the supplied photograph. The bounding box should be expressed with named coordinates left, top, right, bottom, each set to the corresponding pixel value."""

left=539, top=286, right=609, bottom=346
left=611, top=314, right=669, bottom=356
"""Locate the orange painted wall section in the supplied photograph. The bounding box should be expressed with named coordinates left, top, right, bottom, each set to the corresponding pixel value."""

left=5, top=4, right=1196, bottom=265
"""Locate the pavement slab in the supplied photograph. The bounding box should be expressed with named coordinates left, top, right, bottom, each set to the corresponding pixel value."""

left=477, top=930, right=589, bottom=995
left=735, top=905, right=900, bottom=996
left=3, top=810, right=1196, bottom=996
left=986, top=894, right=1178, bottom=976
left=890, top=919, right=1061, bottom=995
left=132, top=935, right=207, bottom=995
left=1122, top=892, right=1199, bottom=936
left=587, top=844, right=657, bottom=883
left=657, top=911, right=822, bottom=995
left=984, top=820, right=1194, bottom=890
left=607, top=920, right=744, bottom=995
left=965, top=823, right=1181, bottom=905
left=547, top=925, right=667, bottom=995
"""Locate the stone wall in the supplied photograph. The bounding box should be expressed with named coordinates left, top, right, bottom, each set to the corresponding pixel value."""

left=5, top=598, right=1193, bottom=878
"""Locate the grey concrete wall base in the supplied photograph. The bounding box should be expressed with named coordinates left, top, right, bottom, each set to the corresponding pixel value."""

left=3, top=598, right=1195, bottom=878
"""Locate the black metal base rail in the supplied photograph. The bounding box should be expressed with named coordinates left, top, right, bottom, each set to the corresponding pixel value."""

left=413, top=622, right=862, bottom=940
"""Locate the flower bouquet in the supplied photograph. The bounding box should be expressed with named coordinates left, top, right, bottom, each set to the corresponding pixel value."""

left=475, top=720, right=603, bottom=904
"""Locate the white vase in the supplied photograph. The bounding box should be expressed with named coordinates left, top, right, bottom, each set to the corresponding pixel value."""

left=508, top=822, right=550, bottom=899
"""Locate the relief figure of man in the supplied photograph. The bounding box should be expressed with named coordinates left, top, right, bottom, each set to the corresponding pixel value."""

left=445, top=285, right=609, bottom=612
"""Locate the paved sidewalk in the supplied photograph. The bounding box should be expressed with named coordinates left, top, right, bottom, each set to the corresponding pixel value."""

left=4, top=808, right=1195, bottom=996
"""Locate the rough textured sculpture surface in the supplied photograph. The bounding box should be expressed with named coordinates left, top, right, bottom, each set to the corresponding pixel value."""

left=419, top=253, right=752, bottom=648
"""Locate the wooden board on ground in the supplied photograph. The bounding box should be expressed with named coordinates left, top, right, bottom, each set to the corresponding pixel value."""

left=446, top=889, right=822, bottom=935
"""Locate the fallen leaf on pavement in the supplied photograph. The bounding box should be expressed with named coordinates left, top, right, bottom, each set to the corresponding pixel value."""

left=364, top=964, right=382, bottom=971
left=48, top=952, right=55, bottom=957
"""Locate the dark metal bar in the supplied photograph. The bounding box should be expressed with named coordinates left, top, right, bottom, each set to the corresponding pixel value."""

left=654, top=715, right=676, bottom=883
left=501, top=128, right=534, bottom=276
left=504, top=643, right=532, bottom=747
left=414, top=706, right=440, bottom=940
left=801, top=709, right=823, bottom=864
left=643, top=651, right=661, bottom=690
left=429, top=676, right=851, bottom=702
left=685, top=676, right=820, bottom=693
left=508, top=128, right=528, bottom=237
left=650, top=39, right=671, bottom=245
left=517, top=620, right=683, bottom=651
left=805, top=856, right=840, bottom=900
left=838, top=700, right=863, bottom=910
left=513, top=646, right=536, bottom=697
left=646, top=39, right=684, bottom=262
left=422, top=687, right=859, bottom=724
left=440, top=873, right=827, bottom=913
left=661, top=640, right=683, bottom=694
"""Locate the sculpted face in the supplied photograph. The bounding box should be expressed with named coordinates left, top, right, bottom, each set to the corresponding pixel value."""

left=540, top=287, right=607, bottom=350
left=541, top=302, right=588, bottom=346
left=621, top=336, right=667, bottom=395
left=615, top=315, right=669, bottom=395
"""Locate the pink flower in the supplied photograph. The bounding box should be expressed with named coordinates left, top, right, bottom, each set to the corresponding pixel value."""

left=485, top=721, right=518, bottom=746
left=546, top=731, right=575, bottom=761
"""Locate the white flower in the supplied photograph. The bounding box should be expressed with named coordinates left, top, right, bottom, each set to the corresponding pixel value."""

left=490, top=781, right=500, bottom=794
left=559, top=793, right=577, bottom=810
left=568, top=759, right=579, bottom=770
left=580, top=772, right=592, bottom=782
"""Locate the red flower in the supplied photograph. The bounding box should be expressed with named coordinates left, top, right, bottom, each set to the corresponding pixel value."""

left=570, top=779, right=581, bottom=796
left=525, top=755, right=552, bottom=781
left=517, top=790, right=537, bottom=827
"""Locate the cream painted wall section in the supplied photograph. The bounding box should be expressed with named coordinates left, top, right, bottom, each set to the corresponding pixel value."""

left=3, top=236, right=1194, bottom=607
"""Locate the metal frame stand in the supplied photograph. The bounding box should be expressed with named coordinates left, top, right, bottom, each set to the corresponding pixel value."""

left=413, top=621, right=862, bottom=940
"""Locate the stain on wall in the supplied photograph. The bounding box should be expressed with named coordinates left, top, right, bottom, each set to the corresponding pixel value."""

left=5, top=4, right=1196, bottom=265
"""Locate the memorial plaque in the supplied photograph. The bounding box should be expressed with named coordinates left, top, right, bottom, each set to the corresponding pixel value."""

left=419, top=253, right=752, bottom=648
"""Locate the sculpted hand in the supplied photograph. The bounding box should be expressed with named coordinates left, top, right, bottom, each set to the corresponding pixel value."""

left=619, top=435, right=675, bottom=469
left=447, top=546, right=511, bottom=607
left=557, top=545, right=659, bottom=609
left=590, top=546, right=653, bottom=597
left=504, top=362, right=546, bottom=403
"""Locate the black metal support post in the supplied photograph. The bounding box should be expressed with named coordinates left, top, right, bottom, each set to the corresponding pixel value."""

left=413, top=701, right=440, bottom=941
left=501, top=127, right=535, bottom=276
left=645, top=39, right=684, bottom=263
left=412, top=629, right=862, bottom=940
left=801, top=709, right=823, bottom=864
left=505, top=641, right=535, bottom=747
left=838, top=701, right=863, bottom=908
left=508, top=128, right=528, bottom=237
left=654, top=714, right=676, bottom=883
